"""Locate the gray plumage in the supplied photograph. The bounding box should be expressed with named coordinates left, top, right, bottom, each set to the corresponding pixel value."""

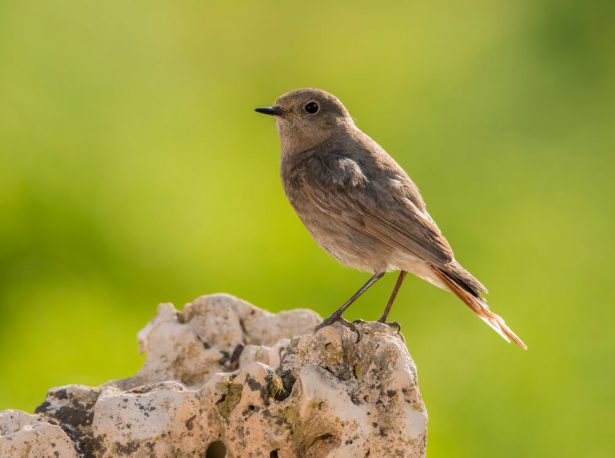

left=256, top=88, right=526, bottom=349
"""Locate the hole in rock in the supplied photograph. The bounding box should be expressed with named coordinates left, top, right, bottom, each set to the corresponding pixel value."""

left=270, top=450, right=279, bottom=458
left=205, top=440, right=226, bottom=458
left=275, top=370, right=296, bottom=401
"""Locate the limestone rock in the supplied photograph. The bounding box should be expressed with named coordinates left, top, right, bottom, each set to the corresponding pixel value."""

left=0, top=410, right=78, bottom=457
left=1, top=293, right=427, bottom=457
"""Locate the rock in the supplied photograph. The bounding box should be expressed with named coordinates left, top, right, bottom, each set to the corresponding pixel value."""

left=0, top=410, right=79, bottom=457
left=1, top=293, right=427, bottom=457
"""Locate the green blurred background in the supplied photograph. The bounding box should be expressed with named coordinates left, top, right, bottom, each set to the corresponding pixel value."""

left=0, top=0, right=613, bottom=456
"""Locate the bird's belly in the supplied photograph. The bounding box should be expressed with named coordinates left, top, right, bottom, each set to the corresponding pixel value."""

left=391, top=252, right=448, bottom=290
left=296, top=210, right=448, bottom=287
left=298, top=214, right=394, bottom=273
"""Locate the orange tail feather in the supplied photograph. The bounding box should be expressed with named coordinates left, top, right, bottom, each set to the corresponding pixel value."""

left=434, top=268, right=527, bottom=350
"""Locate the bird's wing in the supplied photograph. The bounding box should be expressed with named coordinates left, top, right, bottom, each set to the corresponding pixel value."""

left=297, top=153, right=454, bottom=266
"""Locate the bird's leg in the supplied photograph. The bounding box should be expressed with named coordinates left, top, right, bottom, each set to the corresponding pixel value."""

left=377, top=270, right=407, bottom=331
left=315, top=272, right=385, bottom=334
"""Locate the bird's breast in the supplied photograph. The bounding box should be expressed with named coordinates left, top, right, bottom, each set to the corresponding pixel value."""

left=282, top=181, right=393, bottom=273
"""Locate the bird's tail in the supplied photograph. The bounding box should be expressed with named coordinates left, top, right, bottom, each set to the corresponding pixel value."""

left=433, top=267, right=527, bottom=350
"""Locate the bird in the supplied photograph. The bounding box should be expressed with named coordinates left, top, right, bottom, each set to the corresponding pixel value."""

left=255, top=88, right=527, bottom=349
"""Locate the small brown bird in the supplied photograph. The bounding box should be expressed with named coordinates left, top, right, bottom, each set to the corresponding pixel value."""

left=256, top=88, right=527, bottom=349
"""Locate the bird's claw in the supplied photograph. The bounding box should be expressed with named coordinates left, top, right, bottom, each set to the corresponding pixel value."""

left=315, top=315, right=361, bottom=342
left=377, top=319, right=402, bottom=333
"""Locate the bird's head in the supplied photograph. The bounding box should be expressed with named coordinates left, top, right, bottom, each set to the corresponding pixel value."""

left=256, top=88, right=354, bottom=154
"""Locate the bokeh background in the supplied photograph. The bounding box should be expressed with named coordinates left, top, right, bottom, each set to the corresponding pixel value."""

left=1, top=1, right=613, bottom=456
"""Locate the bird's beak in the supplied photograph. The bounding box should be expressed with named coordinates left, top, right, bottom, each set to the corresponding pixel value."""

left=255, top=105, right=284, bottom=116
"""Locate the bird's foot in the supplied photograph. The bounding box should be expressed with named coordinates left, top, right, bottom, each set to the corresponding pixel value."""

left=377, top=317, right=402, bottom=333
left=315, top=314, right=361, bottom=342
left=354, top=317, right=400, bottom=332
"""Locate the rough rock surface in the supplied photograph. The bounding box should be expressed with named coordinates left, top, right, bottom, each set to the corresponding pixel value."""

left=0, top=293, right=427, bottom=457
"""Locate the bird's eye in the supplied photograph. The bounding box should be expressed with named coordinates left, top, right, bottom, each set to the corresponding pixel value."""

left=304, top=102, right=319, bottom=114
